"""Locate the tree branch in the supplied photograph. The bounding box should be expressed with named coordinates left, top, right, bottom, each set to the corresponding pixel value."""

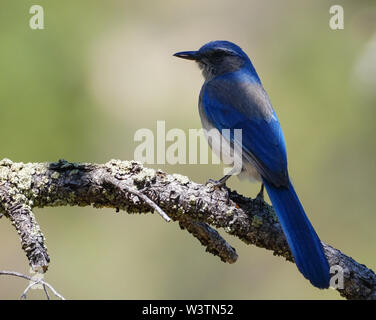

left=0, top=270, right=65, bottom=300
left=0, top=158, right=375, bottom=300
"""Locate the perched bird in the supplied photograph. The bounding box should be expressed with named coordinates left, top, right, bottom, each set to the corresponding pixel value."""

left=174, top=40, right=330, bottom=289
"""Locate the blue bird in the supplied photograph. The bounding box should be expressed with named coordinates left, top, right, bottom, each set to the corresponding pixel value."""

left=174, top=40, right=330, bottom=289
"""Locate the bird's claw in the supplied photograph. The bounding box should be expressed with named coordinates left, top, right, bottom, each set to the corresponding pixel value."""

left=255, top=184, right=264, bottom=202
left=206, top=178, right=226, bottom=188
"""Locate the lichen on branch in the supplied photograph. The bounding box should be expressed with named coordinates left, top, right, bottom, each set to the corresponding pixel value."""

left=0, top=158, right=375, bottom=300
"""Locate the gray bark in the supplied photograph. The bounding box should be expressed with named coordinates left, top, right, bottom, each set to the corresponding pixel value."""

left=0, top=158, right=375, bottom=300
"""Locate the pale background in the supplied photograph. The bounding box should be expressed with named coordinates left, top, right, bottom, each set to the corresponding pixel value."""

left=0, top=0, right=375, bottom=299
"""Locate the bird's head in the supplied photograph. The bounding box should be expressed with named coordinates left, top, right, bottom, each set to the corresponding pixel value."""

left=174, top=40, right=252, bottom=80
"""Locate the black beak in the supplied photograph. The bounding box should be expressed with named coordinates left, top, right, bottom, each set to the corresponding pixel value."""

left=173, top=50, right=200, bottom=61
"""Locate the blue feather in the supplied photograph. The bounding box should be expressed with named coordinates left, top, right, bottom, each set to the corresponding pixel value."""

left=175, top=40, right=331, bottom=289
left=201, top=73, right=288, bottom=186
left=200, top=71, right=330, bottom=288
left=264, top=179, right=330, bottom=288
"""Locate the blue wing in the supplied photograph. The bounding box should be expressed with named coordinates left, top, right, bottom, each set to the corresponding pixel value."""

left=200, top=73, right=289, bottom=187
left=200, top=72, right=330, bottom=288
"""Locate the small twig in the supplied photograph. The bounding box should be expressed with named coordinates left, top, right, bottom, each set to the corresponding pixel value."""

left=43, top=283, right=50, bottom=300
left=106, top=177, right=171, bottom=222
left=0, top=270, right=65, bottom=300
left=178, top=218, right=238, bottom=263
left=20, top=280, right=40, bottom=300
left=40, top=281, right=65, bottom=300
left=126, top=186, right=171, bottom=222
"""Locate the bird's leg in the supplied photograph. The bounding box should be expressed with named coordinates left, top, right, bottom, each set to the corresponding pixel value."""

left=256, top=183, right=264, bottom=201
left=206, top=167, right=238, bottom=187
left=207, top=174, right=231, bottom=187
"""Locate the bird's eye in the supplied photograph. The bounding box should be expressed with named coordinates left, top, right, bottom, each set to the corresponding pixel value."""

left=211, top=51, right=226, bottom=61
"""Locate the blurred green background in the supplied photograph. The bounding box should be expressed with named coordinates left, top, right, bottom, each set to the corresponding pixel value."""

left=0, top=0, right=375, bottom=299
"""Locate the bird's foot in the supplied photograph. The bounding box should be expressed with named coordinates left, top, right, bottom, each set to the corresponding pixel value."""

left=206, top=178, right=227, bottom=188
left=255, top=183, right=264, bottom=202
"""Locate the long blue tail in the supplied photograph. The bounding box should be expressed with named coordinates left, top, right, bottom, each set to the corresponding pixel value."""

left=263, top=179, right=330, bottom=288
